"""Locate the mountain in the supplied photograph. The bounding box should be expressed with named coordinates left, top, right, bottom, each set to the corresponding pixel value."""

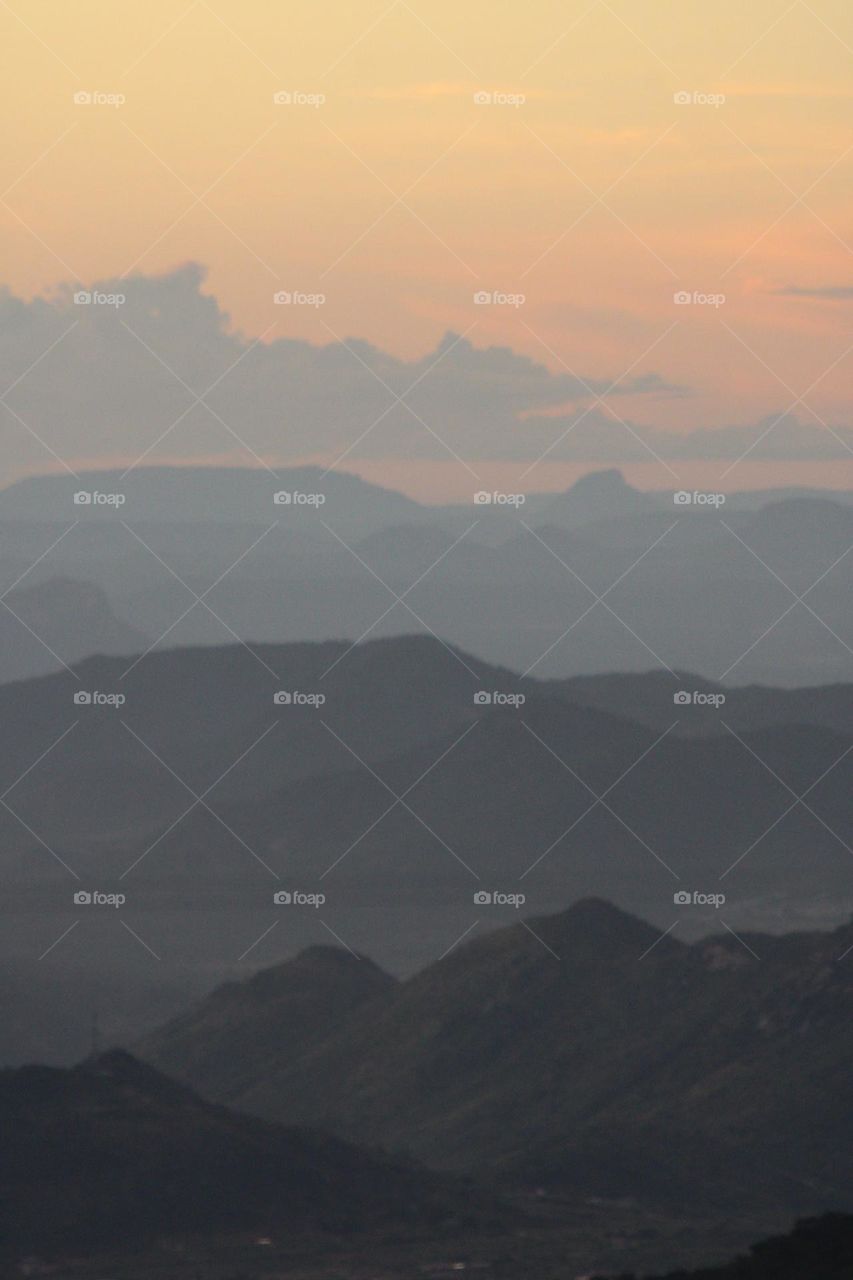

left=3, top=471, right=853, bottom=686
left=0, top=635, right=498, bottom=856
left=0, top=1048, right=473, bottom=1259
left=4, top=636, right=853, bottom=983
left=542, top=669, right=853, bottom=737
left=140, top=945, right=395, bottom=1102
left=355, top=522, right=494, bottom=581
left=139, top=902, right=853, bottom=1217
left=143, top=688, right=853, bottom=931
left=537, top=467, right=662, bottom=527
left=0, top=465, right=426, bottom=533
left=601, top=1213, right=853, bottom=1279
left=0, top=577, right=148, bottom=683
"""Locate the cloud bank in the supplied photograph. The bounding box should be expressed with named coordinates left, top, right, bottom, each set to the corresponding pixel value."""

left=0, top=265, right=850, bottom=484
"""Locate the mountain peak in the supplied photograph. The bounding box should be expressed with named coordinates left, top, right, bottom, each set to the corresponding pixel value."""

left=538, top=896, right=673, bottom=954
left=569, top=468, right=631, bottom=494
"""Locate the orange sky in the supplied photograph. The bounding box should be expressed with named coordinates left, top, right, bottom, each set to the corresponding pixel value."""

left=1, top=0, right=852, bottom=495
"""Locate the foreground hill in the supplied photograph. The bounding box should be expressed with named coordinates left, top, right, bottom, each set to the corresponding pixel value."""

left=600, top=1213, right=853, bottom=1279
left=0, top=1049, right=474, bottom=1259
left=139, top=900, right=853, bottom=1217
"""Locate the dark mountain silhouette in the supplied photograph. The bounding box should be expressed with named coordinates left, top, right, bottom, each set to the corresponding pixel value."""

left=0, top=1048, right=475, bottom=1258
left=538, top=467, right=660, bottom=527
left=139, top=902, right=853, bottom=1217
left=543, top=669, right=853, bottom=737
left=2, top=637, right=852, bottom=976
left=135, top=685, right=853, bottom=930
left=141, top=945, right=395, bottom=1102
left=600, top=1213, right=853, bottom=1279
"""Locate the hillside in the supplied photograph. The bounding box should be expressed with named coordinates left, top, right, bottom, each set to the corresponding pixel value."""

left=139, top=901, right=853, bottom=1216
left=0, top=1048, right=474, bottom=1258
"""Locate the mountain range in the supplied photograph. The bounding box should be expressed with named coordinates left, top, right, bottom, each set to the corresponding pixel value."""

left=138, top=899, right=853, bottom=1220
left=1, top=633, right=851, bottom=1007
left=2, top=466, right=853, bottom=685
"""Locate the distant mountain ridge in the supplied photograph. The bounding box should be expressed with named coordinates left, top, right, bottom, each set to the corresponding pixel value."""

left=2, top=468, right=853, bottom=685
left=0, top=576, right=148, bottom=684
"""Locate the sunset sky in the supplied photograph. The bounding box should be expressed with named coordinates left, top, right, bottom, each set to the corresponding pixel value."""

left=1, top=0, right=852, bottom=497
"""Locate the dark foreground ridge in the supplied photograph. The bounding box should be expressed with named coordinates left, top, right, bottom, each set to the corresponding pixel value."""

left=597, top=1212, right=853, bottom=1279
left=0, top=1048, right=481, bottom=1258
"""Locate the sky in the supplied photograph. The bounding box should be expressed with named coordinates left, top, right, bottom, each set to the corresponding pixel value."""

left=1, top=0, right=852, bottom=499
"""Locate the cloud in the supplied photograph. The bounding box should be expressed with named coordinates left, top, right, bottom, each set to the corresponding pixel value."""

left=772, top=285, right=853, bottom=300
left=0, top=265, right=850, bottom=481
left=0, top=265, right=679, bottom=478
left=520, top=410, right=853, bottom=462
